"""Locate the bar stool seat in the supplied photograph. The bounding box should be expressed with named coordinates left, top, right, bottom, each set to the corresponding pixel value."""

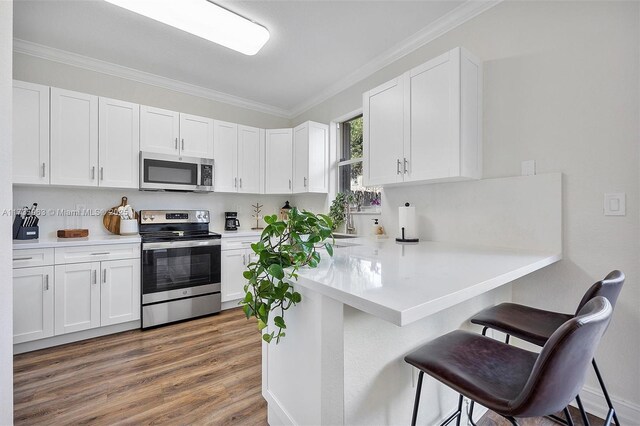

left=405, top=330, right=538, bottom=412
left=471, top=303, right=572, bottom=346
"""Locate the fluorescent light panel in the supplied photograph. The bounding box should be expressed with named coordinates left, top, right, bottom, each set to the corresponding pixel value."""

left=104, top=0, right=270, bottom=55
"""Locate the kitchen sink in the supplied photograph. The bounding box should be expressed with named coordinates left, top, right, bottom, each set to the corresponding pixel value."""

left=332, top=234, right=358, bottom=239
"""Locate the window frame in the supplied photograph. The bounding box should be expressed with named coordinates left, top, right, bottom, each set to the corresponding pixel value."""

left=337, top=114, right=363, bottom=194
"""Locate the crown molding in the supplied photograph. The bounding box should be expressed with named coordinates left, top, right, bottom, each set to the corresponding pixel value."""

left=13, top=0, right=500, bottom=121
left=287, top=0, right=502, bottom=119
left=13, top=38, right=292, bottom=119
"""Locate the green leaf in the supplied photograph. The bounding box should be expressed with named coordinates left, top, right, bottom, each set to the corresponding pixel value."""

left=257, top=319, right=267, bottom=330
left=274, top=316, right=286, bottom=329
left=262, top=333, right=273, bottom=343
left=291, top=292, right=302, bottom=303
left=243, top=270, right=253, bottom=279
left=268, top=264, right=285, bottom=280
left=325, top=243, right=334, bottom=256
left=243, top=292, right=253, bottom=303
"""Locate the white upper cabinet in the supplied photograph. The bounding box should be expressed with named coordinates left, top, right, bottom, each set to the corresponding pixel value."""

left=141, top=106, right=213, bottom=159
left=179, top=113, right=214, bottom=159
left=405, top=48, right=482, bottom=182
left=98, top=97, right=140, bottom=188
left=237, top=125, right=263, bottom=194
left=140, top=105, right=180, bottom=156
left=293, top=121, right=329, bottom=194
left=13, top=81, right=50, bottom=185
left=213, top=120, right=239, bottom=192
left=364, top=47, right=482, bottom=186
left=50, top=88, right=99, bottom=187
left=363, top=77, right=405, bottom=186
left=265, top=128, right=293, bottom=194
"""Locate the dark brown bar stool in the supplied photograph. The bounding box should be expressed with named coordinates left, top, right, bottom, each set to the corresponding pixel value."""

left=404, top=297, right=613, bottom=426
left=470, top=270, right=624, bottom=426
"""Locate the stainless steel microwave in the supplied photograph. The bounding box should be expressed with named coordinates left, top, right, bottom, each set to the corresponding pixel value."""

left=140, top=152, right=214, bottom=192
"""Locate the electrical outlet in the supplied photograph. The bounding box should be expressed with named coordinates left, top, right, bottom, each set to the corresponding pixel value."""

left=521, top=160, right=536, bottom=176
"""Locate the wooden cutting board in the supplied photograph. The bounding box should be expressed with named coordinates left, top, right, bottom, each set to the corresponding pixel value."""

left=103, top=196, right=138, bottom=235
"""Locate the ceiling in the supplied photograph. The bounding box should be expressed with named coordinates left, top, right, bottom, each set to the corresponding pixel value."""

left=14, top=0, right=467, bottom=117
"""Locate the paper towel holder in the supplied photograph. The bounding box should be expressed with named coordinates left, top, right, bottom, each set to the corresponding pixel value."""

left=396, top=202, right=419, bottom=243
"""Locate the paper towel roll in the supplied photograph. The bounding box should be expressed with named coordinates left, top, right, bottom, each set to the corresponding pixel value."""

left=398, top=203, right=417, bottom=240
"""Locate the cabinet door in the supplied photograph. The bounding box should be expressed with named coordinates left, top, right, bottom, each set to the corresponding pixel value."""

left=307, top=122, right=329, bottom=193
left=213, top=120, right=238, bottom=192
left=292, top=123, right=309, bottom=194
left=13, top=266, right=54, bottom=344
left=238, top=125, right=262, bottom=194
left=13, top=81, right=50, bottom=185
left=100, top=259, right=141, bottom=326
left=406, top=51, right=457, bottom=182
left=50, top=88, right=99, bottom=186
left=55, top=262, right=101, bottom=335
left=99, top=97, right=140, bottom=188
left=140, top=105, right=180, bottom=155
left=363, top=77, right=404, bottom=186
left=265, top=129, right=293, bottom=194
left=180, top=113, right=214, bottom=159
left=221, top=249, right=247, bottom=302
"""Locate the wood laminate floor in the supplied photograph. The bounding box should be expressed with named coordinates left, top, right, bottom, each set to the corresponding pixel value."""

left=14, top=308, right=266, bottom=425
left=14, top=307, right=604, bottom=426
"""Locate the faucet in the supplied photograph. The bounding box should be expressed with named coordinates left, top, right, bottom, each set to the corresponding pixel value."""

left=345, top=205, right=356, bottom=235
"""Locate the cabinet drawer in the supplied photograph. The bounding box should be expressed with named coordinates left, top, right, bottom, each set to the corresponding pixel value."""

left=55, top=243, right=140, bottom=264
left=221, top=238, right=258, bottom=251
left=13, top=248, right=54, bottom=268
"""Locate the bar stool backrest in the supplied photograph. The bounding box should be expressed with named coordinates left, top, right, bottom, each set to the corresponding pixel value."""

left=511, top=297, right=612, bottom=417
left=575, top=270, right=625, bottom=315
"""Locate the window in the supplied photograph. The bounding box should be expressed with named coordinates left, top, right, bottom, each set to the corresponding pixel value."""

left=338, top=115, right=380, bottom=207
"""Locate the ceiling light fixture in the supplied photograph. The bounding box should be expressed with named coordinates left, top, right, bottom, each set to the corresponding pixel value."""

left=104, top=0, right=270, bottom=55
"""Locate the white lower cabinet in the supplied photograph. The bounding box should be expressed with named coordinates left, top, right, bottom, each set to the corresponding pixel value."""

left=221, top=249, right=247, bottom=303
left=13, top=244, right=141, bottom=345
left=54, top=262, right=101, bottom=335
left=100, top=259, right=141, bottom=326
left=13, top=266, right=54, bottom=344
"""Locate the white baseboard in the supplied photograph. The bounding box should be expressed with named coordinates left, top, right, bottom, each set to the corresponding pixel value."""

left=576, top=384, right=640, bottom=425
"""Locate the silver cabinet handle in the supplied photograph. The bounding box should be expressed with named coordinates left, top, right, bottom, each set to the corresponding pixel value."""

left=103, top=269, right=107, bottom=284
left=181, top=139, right=185, bottom=150
left=13, top=257, right=33, bottom=261
left=44, top=274, right=49, bottom=291
left=242, top=254, right=246, bottom=265
left=175, top=138, right=178, bottom=150
left=100, top=167, right=104, bottom=180
left=397, top=159, right=401, bottom=175
left=91, top=252, right=110, bottom=256
left=92, top=269, right=97, bottom=285
left=235, top=177, right=238, bottom=188
left=239, top=178, right=242, bottom=188
left=303, top=177, right=307, bottom=187
left=403, top=158, right=408, bottom=174
left=289, top=179, right=292, bottom=189
left=91, top=166, right=96, bottom=179
left=42, top=163, right=46, bottom=178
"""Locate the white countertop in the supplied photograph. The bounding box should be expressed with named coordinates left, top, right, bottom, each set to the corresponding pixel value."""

left=216, top=229, right=263, bottom=239
left=293, top=238, right=561, bottom=327
left=13, top=234, right=141, bottom=249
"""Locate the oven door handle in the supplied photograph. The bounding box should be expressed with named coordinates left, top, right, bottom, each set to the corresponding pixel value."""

left=143, top=239, right=221, bottom=250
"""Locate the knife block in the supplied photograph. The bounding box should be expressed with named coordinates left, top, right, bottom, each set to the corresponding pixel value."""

left=13, top=215, right=39, bottom=240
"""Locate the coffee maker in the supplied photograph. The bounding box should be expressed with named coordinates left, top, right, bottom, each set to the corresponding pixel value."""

left=225, top=212, right=240, bottom=231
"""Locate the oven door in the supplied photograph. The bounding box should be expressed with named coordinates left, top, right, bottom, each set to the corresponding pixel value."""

left=142, top=239, right=221, bottom=304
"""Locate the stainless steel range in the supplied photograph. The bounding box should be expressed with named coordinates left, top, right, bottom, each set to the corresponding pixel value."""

left=139, top=210, right=221, bottom=329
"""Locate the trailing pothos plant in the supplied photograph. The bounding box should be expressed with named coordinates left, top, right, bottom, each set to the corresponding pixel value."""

left=241, top=207, right=334, bottom=344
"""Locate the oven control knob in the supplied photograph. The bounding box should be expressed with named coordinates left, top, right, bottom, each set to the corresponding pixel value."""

left=150, top=215, right=155, bottom=220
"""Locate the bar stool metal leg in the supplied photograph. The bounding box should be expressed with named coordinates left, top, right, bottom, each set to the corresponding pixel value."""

left=411, top=371, right=424, bottom=426
left=563, top=407, right=575, bottom=426
left=593, top=358, right=620, bottom=426
left=438, top=394, right=463, bottom=426
left=575, top=395, right=591, bottom=426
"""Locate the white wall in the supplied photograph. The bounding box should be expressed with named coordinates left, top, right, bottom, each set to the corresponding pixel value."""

left=0, top=1, right=13, bottom=423
left=13, top=186, right=291, bottom=237
left=292, top=0, right=640, bottom=416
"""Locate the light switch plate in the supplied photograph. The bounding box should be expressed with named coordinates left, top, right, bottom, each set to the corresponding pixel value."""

left=604, top=193, right=626, bottom=216
left=521, top=160, right=536, bottom=176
